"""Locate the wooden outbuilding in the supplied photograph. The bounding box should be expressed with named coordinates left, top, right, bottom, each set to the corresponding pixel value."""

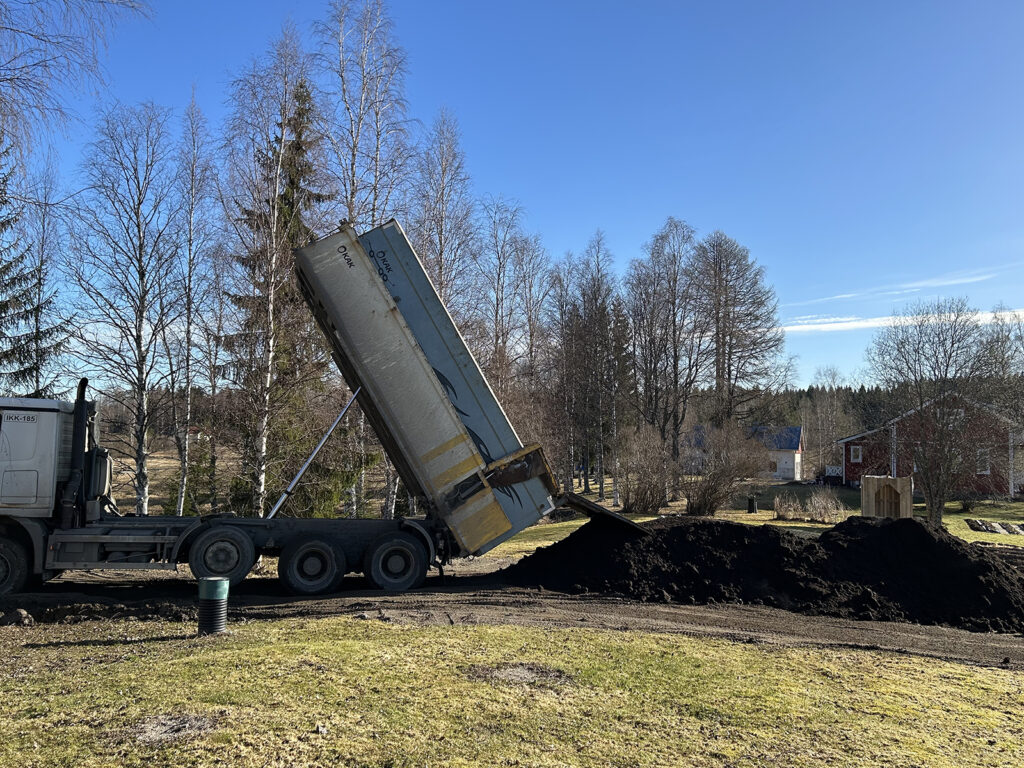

left=860, top=475, right=913, bottom=519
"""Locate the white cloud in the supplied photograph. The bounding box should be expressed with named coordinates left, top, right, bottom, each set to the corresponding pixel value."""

left=782, top=265, right=1006, bottom=309
left=901, top=272, right=995, bottom=289
left=782, top=307, right=1024, bottom=335
left=786, top=314, right=862, bottom=324
left=782, top=315, right=895, bottom=333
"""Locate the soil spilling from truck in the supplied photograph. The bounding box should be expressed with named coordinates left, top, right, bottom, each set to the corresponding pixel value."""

left=501, top=515, right=1024, bottom=633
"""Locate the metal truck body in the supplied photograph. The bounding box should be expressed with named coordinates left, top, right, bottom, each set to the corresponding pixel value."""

left=355, top=220, right=554, bottom=552
left=295, top=225, right=535, bottom=556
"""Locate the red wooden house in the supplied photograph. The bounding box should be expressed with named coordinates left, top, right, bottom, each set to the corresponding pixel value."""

left=837, top=399, right=1024, bottom=498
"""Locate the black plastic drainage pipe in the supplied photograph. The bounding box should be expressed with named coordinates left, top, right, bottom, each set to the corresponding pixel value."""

left=197, top=577, right=229, bottom=635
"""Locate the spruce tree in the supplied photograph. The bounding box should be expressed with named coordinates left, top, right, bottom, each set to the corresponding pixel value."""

left=0, top=138, right=68, bottom=397
left=227, top=74, right=337, bottom=516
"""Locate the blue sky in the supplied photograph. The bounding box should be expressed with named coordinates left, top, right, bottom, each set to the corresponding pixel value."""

left=50, top=0, right=1024, bottom=386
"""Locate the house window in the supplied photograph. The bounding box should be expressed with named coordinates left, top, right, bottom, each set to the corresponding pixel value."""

left=850, top=445, right=862, bottom=464
left=977, top=448, right=991, bottom=475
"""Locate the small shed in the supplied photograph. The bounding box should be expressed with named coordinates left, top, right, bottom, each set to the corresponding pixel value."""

left=861, top=475, right=913, bottom=519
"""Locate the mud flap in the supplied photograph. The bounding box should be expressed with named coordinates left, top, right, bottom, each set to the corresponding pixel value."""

left=554, top=493, right=650, bottom=535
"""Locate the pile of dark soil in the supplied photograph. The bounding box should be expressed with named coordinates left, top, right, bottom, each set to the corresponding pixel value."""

left=501, top=515, right=1024, bottom=633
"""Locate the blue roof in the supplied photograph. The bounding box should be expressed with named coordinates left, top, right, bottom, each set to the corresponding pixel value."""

left=750, top=426, right=802, bottom=451
left=686, top=425, right=802, bottom=452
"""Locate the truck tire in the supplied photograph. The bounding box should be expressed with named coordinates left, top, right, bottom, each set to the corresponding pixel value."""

left=188, top=527, right=256, bottom=587
left=363, top=531, right=427, bottom=592
left=278, top=537, right=347, bottom=595
left=0, top=538, right=29, bottom=596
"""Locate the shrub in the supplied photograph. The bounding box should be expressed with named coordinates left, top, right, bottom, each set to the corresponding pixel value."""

left=620, top=425, right=667, bottom=516
left=773, top=492, right=803, bottom=521
left=679, top=422, right=768, bottom=516
left=774, top=488, right=846, bottom=523
left=805, top=487, right=845, bottom=524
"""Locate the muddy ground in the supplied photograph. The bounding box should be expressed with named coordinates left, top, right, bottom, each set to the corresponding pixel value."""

left=4, top=561, right=1024, bottom=672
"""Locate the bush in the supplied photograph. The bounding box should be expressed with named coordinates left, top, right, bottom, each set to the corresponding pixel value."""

left=958, top=491, right=984, bottom=513
left=805, top=487, right=845, bottom=524
left=620, top=425, right=667, bottom=516
left=773, top=492, right=803, bottom=521
left=680, top=423, right=768, bottom=516
left=773, top=488, right=846, bottom=524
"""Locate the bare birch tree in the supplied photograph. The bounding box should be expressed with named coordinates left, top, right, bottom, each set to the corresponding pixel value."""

left=0, top=0, right=145, bottom=154
left=549, top=253, right=579, bottom=493
left=196, top=245, right=233, bottom=514
left=475, top=196, right=524, bottom=395
left=314, top=0, right=409, bottom=228
left=222, top=29, right=306, bottom=517
left=409, top=108, right=477, bottom=320
left=579, top=231, right=615, bottom=500
left=67, top=101, right=177, bottom=515
left=868, top=297, right=997, bottom=526
left=806, top=366, right=851, bottom=475
left=161, top=94, right=216, bottom=516
left=513, top=232, right=551, bottom=379
left=647, top=217, right=711, bottom=467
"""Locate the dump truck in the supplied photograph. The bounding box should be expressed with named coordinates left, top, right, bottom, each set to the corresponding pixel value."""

left=0, top=221, right=631, bottom=596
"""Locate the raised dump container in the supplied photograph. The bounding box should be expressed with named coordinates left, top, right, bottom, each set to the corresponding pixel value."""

left=357, top=220, right=555, bottom=551
left=294, top=225, right=554, bottom=556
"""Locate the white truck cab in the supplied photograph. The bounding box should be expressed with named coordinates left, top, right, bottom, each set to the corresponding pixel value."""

left=0, top=398, right=75, bottom=517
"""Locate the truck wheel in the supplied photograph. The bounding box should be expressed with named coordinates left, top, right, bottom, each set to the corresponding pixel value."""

left=278, top=537, right=347, bottom=595
left=363, top=532, right=427, bottom=592
left=189, top=527, right=256, bottom=587
left=0, top=539, right=29, bottom=596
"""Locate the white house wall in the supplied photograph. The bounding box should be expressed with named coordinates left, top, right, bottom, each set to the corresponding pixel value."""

left=770, top=450, right=799, bottom=481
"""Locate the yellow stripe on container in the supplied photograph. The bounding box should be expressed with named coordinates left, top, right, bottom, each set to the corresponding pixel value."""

left=432, top=454, right=484, bottom=489
left=419, top=433, right=470, bottom=464
left=449, top=500, right=512, bottom=554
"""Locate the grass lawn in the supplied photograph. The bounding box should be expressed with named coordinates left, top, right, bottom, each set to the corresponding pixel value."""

left=2, top=617, right=1021, bottom=768
left=938, top=500, right=1024, bottom=545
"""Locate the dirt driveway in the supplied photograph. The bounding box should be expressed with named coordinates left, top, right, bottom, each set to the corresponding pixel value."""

left=5, top=565, right=1023, bottom=672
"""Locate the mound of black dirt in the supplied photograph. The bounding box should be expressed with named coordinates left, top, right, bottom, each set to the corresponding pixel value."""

left=501, top=515, right=1024, bottom=633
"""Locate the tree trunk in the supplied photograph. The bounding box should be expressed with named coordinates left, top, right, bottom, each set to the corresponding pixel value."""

left=134, top=387, right=149, bottom=516
left=254, top=244, right=277, bottom=518
left=176, top=429, right=190, bottom=516
left=208, top=431, right=219, bottom=514
left=597, top=386, right=605, bottom=501
left=382, top=458, right=399, bottom=520
left=611, top=392, right=620, bottom=508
